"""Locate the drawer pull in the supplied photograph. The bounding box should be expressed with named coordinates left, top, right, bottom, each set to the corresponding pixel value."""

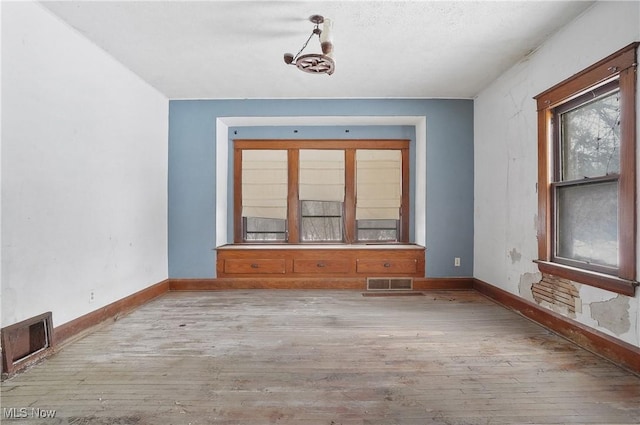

left=317, top=262, right=326, bottom=268
left=383, top=262, right=391, bottom=268
left=251, top=263, right=259, bottom=269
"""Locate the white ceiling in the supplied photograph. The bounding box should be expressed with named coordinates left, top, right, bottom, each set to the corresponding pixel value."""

left=41, top=0, right=595, bottom=100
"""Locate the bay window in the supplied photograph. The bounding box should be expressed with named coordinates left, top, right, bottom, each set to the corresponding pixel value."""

left=234, top=139, right=410, bottom=244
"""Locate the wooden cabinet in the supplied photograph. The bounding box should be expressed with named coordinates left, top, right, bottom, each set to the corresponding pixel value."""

left=216, top=245, right=425, bottom=280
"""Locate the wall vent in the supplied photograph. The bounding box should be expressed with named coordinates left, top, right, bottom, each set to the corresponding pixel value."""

left=1, top=312, right=53, bottom=378
left=367, top=277, right=413, bottom=291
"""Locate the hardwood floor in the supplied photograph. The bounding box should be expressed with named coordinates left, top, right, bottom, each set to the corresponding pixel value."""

left=2, top=290, right=639, bottom=424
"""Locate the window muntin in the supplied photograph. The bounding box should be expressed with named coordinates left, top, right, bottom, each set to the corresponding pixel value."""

left=534, top=42, right=637, bottom=296
left=234, top=140, right=410, bottom=244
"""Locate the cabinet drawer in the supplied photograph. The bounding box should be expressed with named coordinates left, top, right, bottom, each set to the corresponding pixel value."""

left=223, top=259, right=286, bottom=274
left=293, top=259, right=351, bottom=274
left=356, top=258, right=417, bottom=274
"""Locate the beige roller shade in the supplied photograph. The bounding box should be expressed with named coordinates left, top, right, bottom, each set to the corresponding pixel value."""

left=299, top=149, right=345, bottom=202
left=242, top=150, right=288, bottom=219
left=356, top=150, right=402, bottom=220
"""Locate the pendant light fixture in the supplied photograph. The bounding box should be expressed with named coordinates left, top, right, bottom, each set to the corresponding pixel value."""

left=283, top=15, right=334, bottom=75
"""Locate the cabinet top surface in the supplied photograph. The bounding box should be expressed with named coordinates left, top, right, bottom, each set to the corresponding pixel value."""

left=217, top=244, right=425, bottom=251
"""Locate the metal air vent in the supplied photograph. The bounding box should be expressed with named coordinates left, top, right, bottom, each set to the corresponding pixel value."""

left=366, top=277, right=413, bottom=291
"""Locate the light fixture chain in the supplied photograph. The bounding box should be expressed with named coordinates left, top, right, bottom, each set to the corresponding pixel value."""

left=293, top=28, right=319, bottom=62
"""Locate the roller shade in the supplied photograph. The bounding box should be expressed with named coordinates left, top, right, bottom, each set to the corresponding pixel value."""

left=356, top=150, right=402, bottom=220
left=299, top=149, right=345, bottom=202
left=242, top=150, right=288, bottom=219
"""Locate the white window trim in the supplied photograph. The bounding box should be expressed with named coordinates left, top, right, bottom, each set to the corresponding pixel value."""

left=215, top=116, right=427, bottom=247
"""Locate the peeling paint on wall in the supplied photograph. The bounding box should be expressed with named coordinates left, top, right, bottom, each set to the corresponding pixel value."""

left=532, top=274, right=579, bottom=317
left=590, top=295, right=631, bottom=336
left=508, top=248, right=522, bottom=264
left=518, top=272, right=541, bottom=302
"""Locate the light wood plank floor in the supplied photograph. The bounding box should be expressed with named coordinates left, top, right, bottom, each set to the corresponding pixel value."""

left=2, top=290, right=639, bottom=424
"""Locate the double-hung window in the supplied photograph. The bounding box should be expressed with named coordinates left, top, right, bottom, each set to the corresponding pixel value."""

left=355, top=149, right=403, bottom=241
left=298, top=149, right=345, bottom=242
left=535, top=43, right=638, bottom=296
left=234, top=139, right=410, bottom=244
left=240, top=149, right=288, bottom=241
left=553, top=82, right=620, bottom=272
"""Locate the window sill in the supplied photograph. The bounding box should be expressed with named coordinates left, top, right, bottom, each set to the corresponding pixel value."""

left=218, top=243, right=425, bottom=250
left=534, top=260, right=637, bottom=296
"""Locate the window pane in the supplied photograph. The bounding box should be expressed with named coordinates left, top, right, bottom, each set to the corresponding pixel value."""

left=357, top=219, right=398, bottom=242
left=245, top=217, right=287, bottom=241
left=556, top=181, right=618, bottom=268
left=301, top=200, right=342, bottom=217
left=301, top=218, right=343, bottom=241
left=561, top=90, right=620, bottom=181
left=301, top=201, right=343, bottom=242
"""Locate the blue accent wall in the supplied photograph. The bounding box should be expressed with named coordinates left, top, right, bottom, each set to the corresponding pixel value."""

left=168, top=99, right=473, bottom=278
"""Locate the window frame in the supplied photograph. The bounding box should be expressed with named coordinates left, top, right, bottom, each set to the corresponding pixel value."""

left=233, top=139, right=410, bottom=244
left=551, top=81, right=621, bottom=274
left=534, top=42, right=638, bottom=296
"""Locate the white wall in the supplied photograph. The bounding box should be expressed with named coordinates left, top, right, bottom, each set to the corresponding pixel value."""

left=1, top=2, right=168, bottom=328
left=474, top=1, right=640, bottom=347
